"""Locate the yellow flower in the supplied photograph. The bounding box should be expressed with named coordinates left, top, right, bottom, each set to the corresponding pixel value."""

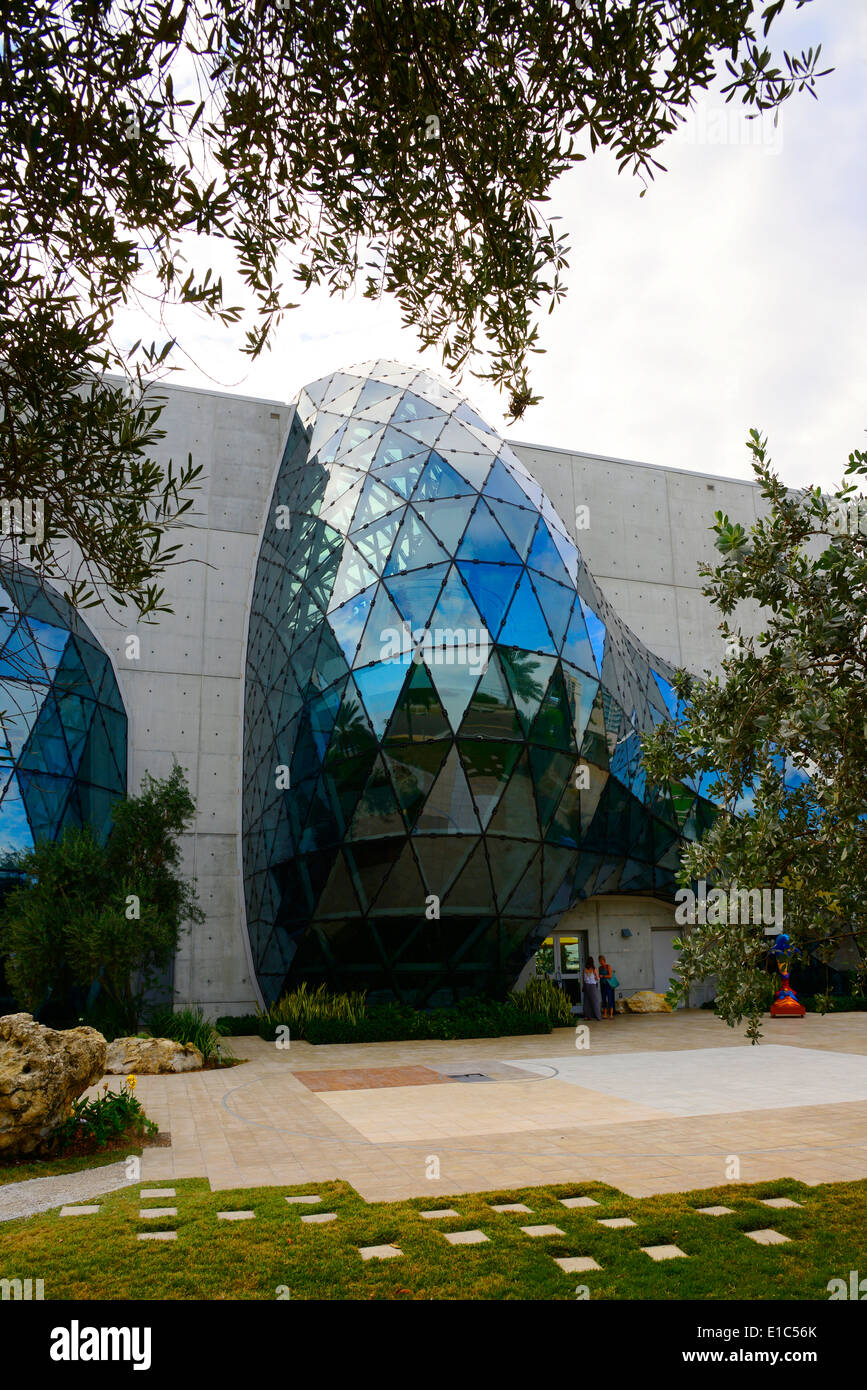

left=126, top=1074, right=137, bottom=1091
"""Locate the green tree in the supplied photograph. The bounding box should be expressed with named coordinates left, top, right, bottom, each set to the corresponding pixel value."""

left=0, top=1, right=830, bottom=613
left=0, top=763, right=203, bottom=1031
left=642, top=432, right=867, bottom=1040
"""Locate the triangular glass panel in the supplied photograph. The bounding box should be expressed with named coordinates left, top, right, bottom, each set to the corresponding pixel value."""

left=426, top=660, right=479, bottom=734
left=498, top=571, right=556, bottom=653
left=484, top=456, right=534, bottom=507
left=427, top=565, right=476, bottom=634
left=458, top=738, right=522, bottom=825
left=440, top=451, right=494, bottom=491
left=486, top=750, right=540, bottom=838
left=528, top=667, right=574, bottom=754
left=384, top=739, right=451, bottom=826
left=529, top=746, right=575, bottom=830
left=531, top=572, right=574, bottom=651
left=414, top=744, right=481, bottom=834
left=391, top=391, right=444, bottom=423
left=580, top=598, right=606, bottom=675
left=455, top=561, right=517, bottom=639
left=346, top=755, right=407, bottom=838
left=356, top=378, right=400, bottom=413
left=327, top=581, right=377, bottom=665
left=457, top=498, right=523, bottom=566
left=499, top=647, right=554, bottom=733
left=352, top=585, right=408, bottom=669
left=344, top=838, right=404, bottom=910
left=324, top=680, right=378, bottom=764
left=383, top=661, right=451, bottom=744
left=327, top=541, right=379, bottom=610
left=485, top=838, right=538, bottom=911
left=384, top=563, right=449, bottom=633
left=528, top=520, right=572, bottom=587
left=442, top=839, right=494, bottom=909
left=375, top=453, right=428, bottom=499
left=353, top=661, right=407, bottom=738
left=413, top=833, right=476, bottom=900
left=411, top=451, right=476, bottom=500
left=352, top=512, right=403, bottom=575
left=502, top=847, right=542, bottom=915
left=485, top=500, right=537, bottom=561
left=350, top=476, right=405, bottom=531
left=370, top=840, right=429, bottom=912
left=412, top=496, right=475, bottom=551
left=456, top=654, right=523, bottom=742
left=314, top=852, right=363, bottom=916
left=384, top=510, right=449, bottom=576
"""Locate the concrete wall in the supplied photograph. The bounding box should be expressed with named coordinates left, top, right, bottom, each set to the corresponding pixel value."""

left=60, top=382, right=761, bottom=1015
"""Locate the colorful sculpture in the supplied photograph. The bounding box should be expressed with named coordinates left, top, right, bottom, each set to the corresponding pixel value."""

left=769, top=930, right=805, bottom=1017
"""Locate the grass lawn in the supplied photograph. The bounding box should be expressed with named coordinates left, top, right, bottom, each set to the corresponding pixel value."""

left=1, top=1174, right=864, bottom=1299
left=0, top=1145, right=144, bottom=1187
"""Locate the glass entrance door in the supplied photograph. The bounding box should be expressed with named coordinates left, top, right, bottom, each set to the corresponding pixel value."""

left=550, top=932, right=587, bottom=1013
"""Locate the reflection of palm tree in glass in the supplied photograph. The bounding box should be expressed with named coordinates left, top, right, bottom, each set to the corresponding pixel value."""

left=330, top=699, right=373, bottom=758
left=500, top=649, right=544, bottom=709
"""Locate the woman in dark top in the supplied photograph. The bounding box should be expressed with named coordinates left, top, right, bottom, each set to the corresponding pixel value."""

left=599, top=954, right=615, bottom=1019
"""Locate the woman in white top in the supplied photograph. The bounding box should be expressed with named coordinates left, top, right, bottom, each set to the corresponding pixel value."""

left=582, top=957, right=602, bottom=1021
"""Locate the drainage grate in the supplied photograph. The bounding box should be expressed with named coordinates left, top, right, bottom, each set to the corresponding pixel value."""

left=444, top=1072, right=493, bottom=1083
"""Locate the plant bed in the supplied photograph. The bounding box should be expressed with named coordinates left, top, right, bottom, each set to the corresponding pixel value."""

left=304, top=1001, right=553, bottom=1045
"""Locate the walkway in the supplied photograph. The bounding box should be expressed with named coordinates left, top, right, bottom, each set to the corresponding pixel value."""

left=90, top=1011, right=867, bottom=1201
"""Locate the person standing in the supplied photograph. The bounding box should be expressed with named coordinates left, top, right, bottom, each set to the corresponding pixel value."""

left=599, top=954, right=616, bottom=1018
left=582, top=956, right=602, bottom=1021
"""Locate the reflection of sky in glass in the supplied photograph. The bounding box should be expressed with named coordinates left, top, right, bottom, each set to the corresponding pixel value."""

left=0, top=776, right=34, bottom=853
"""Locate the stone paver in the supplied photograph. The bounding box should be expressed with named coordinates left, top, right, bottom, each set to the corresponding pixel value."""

left=490, top=1202, right=532, bottom=1213
left=301, top=1212, right=337, bottom=1223
left=641, top=1244, right=688, bottom=1261
left=139, top=1207, right=177, bottom=1219
left=745, top=1228, right=792, bottom=1245
left=760, top=1197, right=802, bottom=1209
left=560, top=1196, right=599, bottom=1209
left=520, top=1224, right=564, bottom=1238
left=138, top=1231, right=177, bottom=1242
left=59, top=1205, right=100, bottom=1217
left=442, top=1229, right=489, bottom=1245
left=696, top=1205, right=734, bottom=1216
left=285, top=1195, right=321, bottom=1205
left=296, top=1066, right=449, bottom=1092
left=217, top=1210, right=255, bottom=1221
left=597, top=1217, right=636, bottom=1229
left=140, top=1189, right=176, bottom=1199
left=554, top=1256, right=602, bottom=1273
left=420, top=1208, right=460, bottom=1219
left=359, top=1244, right=402, bottom=1260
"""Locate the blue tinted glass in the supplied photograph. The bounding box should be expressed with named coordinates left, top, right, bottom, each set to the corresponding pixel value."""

left=484, top=457, right=532, bottom=507
left=428, top=566, right=476, bottom=633
left=353, top=662, right=406, bottom=738
left=411, top=451, right=475, bottom=500
left=531, top=572, right=574, bottom=650
left=457, top=499, right=522, bottom=565
left=580, top=598, right=607, bottom=674
left=528, top=521, right=571, bottom=586
left=485, top=500, right=537, bottom=560
left=376, top=455, right=427, bottom=499
left=383, top=511, right=449, bottom=576
left=352, top=585, right=407, bottom=669
left=456, top=561, right=517, bottom=637
left=384, top=564, right=449, bottom=633
left=499, top=571, right=556, bottom=654
left=352, top=514, right=403, bottom=575
left=327, top=582, right=377, bottom=664
left=413, top=496, right=475, bottom=551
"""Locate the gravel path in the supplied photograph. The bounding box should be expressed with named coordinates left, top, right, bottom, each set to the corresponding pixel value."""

left=0, top=1160, right=135, bottom=1223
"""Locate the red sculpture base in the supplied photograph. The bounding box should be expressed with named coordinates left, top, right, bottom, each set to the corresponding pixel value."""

left=771, top=996, right=806, bottom=1017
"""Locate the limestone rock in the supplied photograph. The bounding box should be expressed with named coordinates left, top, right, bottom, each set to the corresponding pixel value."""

left=623, top=990, right=672, bottom=1014
left=105, top=1036, right=203, bottom=1074
left=0, top=1012, right=108, bottom=1157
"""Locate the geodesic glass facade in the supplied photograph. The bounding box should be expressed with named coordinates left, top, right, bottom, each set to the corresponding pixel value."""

left=0, top=567, right=127, bottom=859
left=242, top=361, right=715, bottom=1005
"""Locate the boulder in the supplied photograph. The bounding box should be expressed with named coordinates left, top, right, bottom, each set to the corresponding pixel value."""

left=0, top=1012, right=108, bottom=1157
left=105, top=1036, right=203, bottom=1074
left=623, top=990, right=672, bottom=1014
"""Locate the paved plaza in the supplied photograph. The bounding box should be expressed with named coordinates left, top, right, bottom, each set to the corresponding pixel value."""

left=93, top=1011, right=867, bottom=1202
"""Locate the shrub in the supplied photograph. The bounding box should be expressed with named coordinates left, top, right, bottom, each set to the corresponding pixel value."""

left=256, top=983, right=368, bottom=1041
left=305, top=998, right=552, bottom=1044
left=801, top=995, right=867, bottom=1014
left=508, top=976, right=573, bottom=1026
left=55, top=1078, right=158, bottom=1154
left=215, top=1014, right=261, bottom=1036
left=145, top=1005, right=233, bottom=1064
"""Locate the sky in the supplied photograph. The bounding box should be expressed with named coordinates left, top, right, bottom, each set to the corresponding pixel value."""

left=118, top=0, right=866, bottom=494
